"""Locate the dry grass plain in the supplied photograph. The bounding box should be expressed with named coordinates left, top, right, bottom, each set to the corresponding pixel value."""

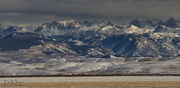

left=0, top=81, right=180, bottom=88
left=0, top=76, right=180, bottom=88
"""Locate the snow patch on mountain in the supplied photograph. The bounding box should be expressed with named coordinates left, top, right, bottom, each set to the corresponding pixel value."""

left=0, top=55, right=179, bottom=75
left=125, top=25, right=154, bottom=34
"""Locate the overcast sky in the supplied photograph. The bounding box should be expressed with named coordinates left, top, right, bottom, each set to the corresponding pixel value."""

left=0, top=0, right=180, bottom=25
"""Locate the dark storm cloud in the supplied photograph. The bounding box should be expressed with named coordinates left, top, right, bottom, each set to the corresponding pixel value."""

left=0, top=0, right=180, bottom=24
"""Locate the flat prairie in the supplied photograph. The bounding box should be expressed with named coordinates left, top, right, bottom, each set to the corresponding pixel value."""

left=0, top=76, right=179, bottom=88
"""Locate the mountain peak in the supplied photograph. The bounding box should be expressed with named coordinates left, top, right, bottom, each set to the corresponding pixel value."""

left=129, top=19, right=144, bottom=28
left=104, top=20, right=114, bottom=26
left=143, top=19, right=164, bottom=27
left=56, top=20, right=80, bottom=26
left=164, top=17, right=178, bottom=28
left=168, top=17, right=176, bottom=21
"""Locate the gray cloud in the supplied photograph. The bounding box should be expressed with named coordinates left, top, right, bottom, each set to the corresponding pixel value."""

left=0, top=0, right=180, bottom=24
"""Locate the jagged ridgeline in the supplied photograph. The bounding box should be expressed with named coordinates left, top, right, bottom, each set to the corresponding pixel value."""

left=0, top=18, right=180, bottom=58
left=0, top=18, right=179, bottom=76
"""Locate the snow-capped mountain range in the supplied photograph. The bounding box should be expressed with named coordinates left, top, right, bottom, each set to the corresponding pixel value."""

left=0, top=18, right=180, bottom=76
left=0, top=18, right=179, bottom=57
